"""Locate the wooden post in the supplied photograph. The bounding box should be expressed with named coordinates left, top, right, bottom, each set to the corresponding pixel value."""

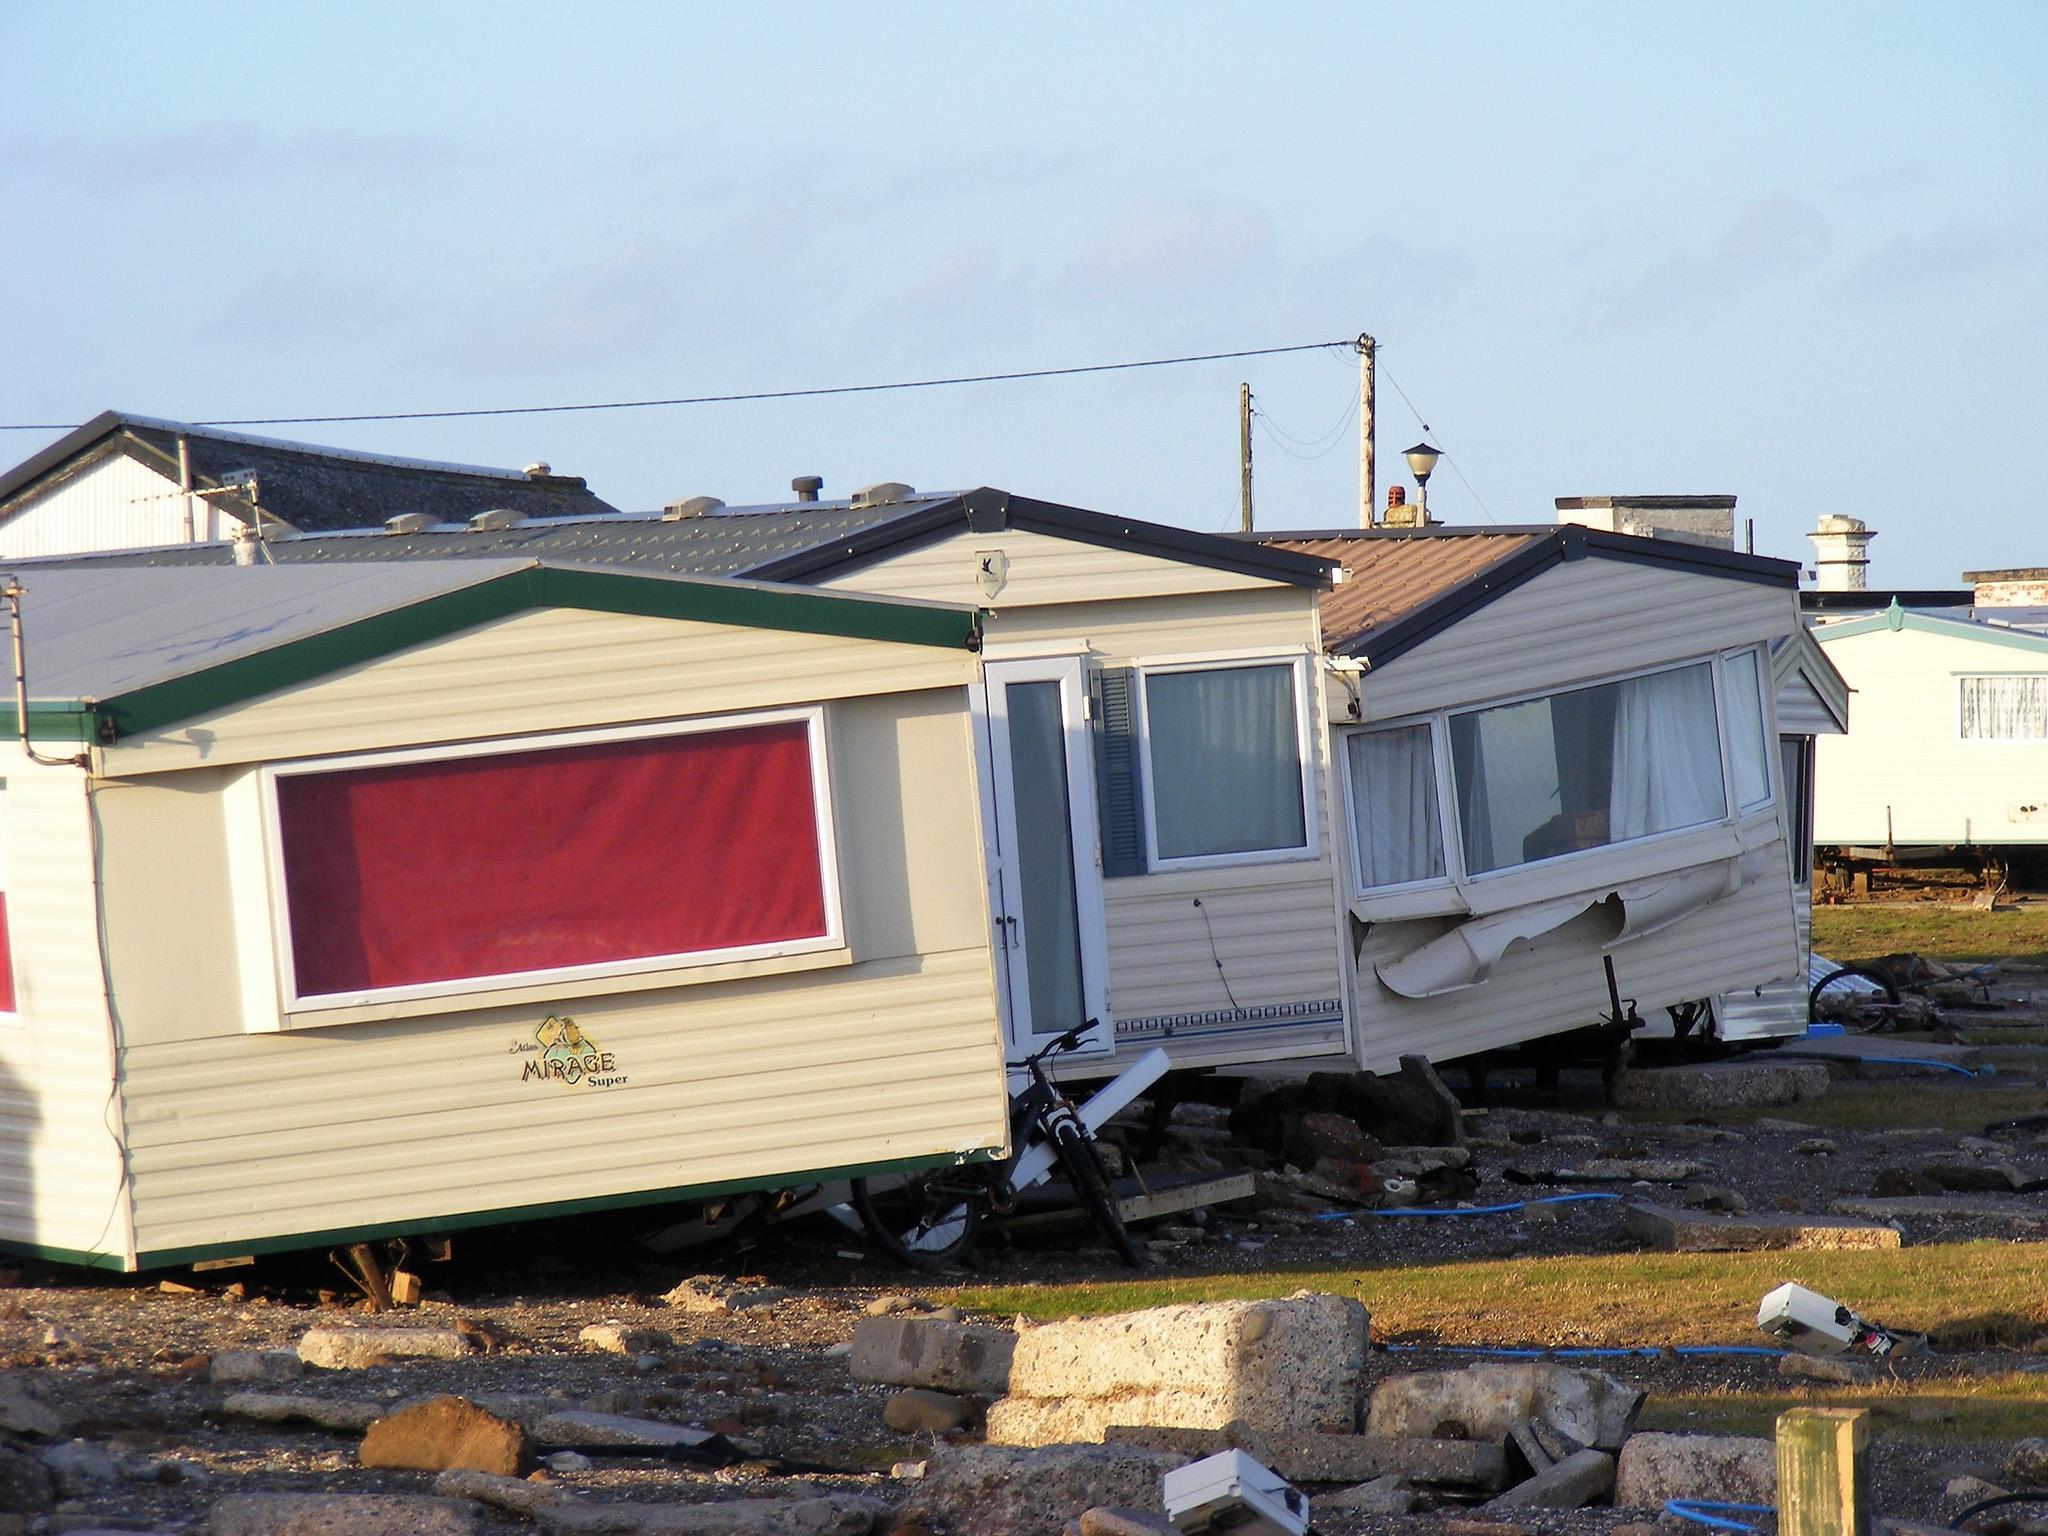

left=1357, top=333, right=1377, bottom=528
left=1776, top=1407, right=1870, bottom=1536
left=1239, top=383, right=1254, bottom=532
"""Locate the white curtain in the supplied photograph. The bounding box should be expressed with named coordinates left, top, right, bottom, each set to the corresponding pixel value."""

left=1146, top=665, right=1306, bottom=859
left=1960, top=675, right=2048, bottom=739
left=1609, top=662, right=1725, bottom=841
left=1347, top=725, right=1445, bottom=887
left=1722, top=649, right=1771, bottom=808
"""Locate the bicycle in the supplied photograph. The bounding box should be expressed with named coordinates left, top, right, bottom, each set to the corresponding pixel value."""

left=849, top=1023, right=1147, bottom=1269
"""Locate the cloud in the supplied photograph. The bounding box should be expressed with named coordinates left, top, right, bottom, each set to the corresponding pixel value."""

left=1600, top=195, right=1833, bottom=321
left=0, top=126, right=464, bottom=189
left=1851, top=223, right=2042, bottom=291
left=203, top=266, right=427, bottom=349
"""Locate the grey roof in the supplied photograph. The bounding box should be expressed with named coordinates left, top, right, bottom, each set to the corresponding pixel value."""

left=13, top=486, right=1338, bottom=590
left=0, top=411, right=621, bottom=534
left=15, top=560, right=537, bottom=704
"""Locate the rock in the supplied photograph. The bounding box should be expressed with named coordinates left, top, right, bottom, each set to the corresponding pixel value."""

left=0, top=1380, right=61, bottom=1443
left=1924, top=1163, right=2028, bottom=1193
left=296, top=1324, right=475, bottom=1369
left=1482, top=1448, right=1615, bottom=1512
left=1377, top=1145, right=1474, bottom=1170
left=0, top=1446, right=53, bottom=1515
left=39, top=1440, right=123, bottom=1495
left=537, top=1495, right=887, bottom=1536
left=547, top=1451, right=593, bottom=1472
left=660, top=1277, right=789, bottom=1313
left=899, top=1444, right=1179, bottom=1536
left=1795, top=1139, right=1838, bottom=1156
left=986, top=1293, right=1367, bottom=1446
left=2008, top=1438, right=2048, bottom=1483
left=211, top=1350, right=306, bottom=1386
left=1077, top=1508, right=1180, bottom=1536
left=205, top=1492, right=481, bottom=1535
left=1613, top=1433, right=1775, bottom=1509
left=1945, top=1475, right=2009, bottom=1503
left=222, top=1392, right=386, bottom=1433
left=1778, top=1354, right=1876, bottom=1385
left=866, top=1294, right=925, bottom=1317
left=1611, top=1062, right=1830, bottom=1111
left=1319, top=1475, right=1422, bottom=1515
left=1104, top=1426, right=1506, bottom=1490
left=1284, top=1111, right=1375, bottom=1167
left=1682, top=1184, right=1748, bottom=1214
left=849, top=1317, right=1016, bottom=1395
left=1622, top=1203, right=1900, bottom=1252
left=359, top=1396, right=530, bottom=1477
left=1366, top=1364, right=1642, bottom=1452
left=883, top=1390, right=971, bottom=1434
left=577, top=1322, right=671, bottom=1356
left=530, top=1410, right=720, bottom=1450
left=432, top=1469, right=566, bottom=1518
left=1834, top=1196, right=2048, bottom=1222
left=1578, top=1160, right=1706, bottom=1182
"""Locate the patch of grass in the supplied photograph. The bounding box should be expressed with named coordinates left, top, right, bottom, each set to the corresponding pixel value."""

left=1621, top=1079, right=2048, bottom=1132
left=1642, top=1373, right=2048, bottom=1444
left=1812, top=904, right=2048, bottom=968
left=944, top=1241, right=2048, bottom=1346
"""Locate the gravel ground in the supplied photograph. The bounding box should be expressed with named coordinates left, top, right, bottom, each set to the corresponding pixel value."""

left=2, top=1015, right=2045, bottom=1536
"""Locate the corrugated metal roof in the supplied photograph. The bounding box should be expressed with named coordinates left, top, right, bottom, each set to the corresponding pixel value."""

left=16, top=561, right=539, bottom=704
left=1265, top=529, right=1546, bottom=652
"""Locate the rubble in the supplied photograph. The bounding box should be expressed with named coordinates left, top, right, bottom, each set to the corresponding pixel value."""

left=358, top=1394, right=531, bottom=1476
left=1318, top=1474, right=1424, bottom=1515
left=662, top=1276, right=791, bottom=1313
left=1612, top=1432, right=1776, bottom=1509
left=883, top=1388, right=973, bottom=1433
left=2008, top=1438, right=2048, bottom=1483
left=222, top=1392, right=387, bottom=1433
left=1104, top=1424, right=1508, bottom=1489
left=210, top=1348, right=306, bottom=1385
left=538, top=1494, right=887, bottom=1536
left=1610, top=1061, right=1831, bottom=1110
left=1481, top=1448, right=1616, bottom=1512
left=1365, top=1363, right=1642, bottom=1451
left=1622, top=1201, right=1902, bottom=1252
left=849, top=1315, right=1016, bottom=1395
left=985, top=1294, right=1367, bottom=1446
left=296, top=1323, right=477, bottom=1369
left=205, top=1491, right=483, bottom=1535
left=0, top=1443, right=54, bottom=1515
left=0, top=1371, right=64, bottom=1437
left=898, top=1443, right=1179, bottom=1536
left=579, top=1321, right=674, bottom=1355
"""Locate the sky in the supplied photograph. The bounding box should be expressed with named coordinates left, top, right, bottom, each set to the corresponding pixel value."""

left=2, top=3, right=2043, bottom=584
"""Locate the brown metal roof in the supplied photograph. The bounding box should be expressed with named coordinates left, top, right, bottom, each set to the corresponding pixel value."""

left=1266, top=529, right=1547, bottom=652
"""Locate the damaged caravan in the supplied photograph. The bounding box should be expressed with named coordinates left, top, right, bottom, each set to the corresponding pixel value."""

left=1264, top=525, right=1810, bottom=1071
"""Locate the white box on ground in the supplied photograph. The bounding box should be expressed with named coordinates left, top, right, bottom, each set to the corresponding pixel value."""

left=1756, top=1282, right=1862, bottom=1355
left=1163, top=1450, right=1308, bottom=1536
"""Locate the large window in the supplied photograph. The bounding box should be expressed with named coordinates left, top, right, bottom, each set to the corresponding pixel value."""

left=1960, top=675, right=2048, bottom=740
left=1722, top=647, right=1773, bottom=810
left=1139, top=659, right=1311, bottom=866
left=1344, top=724, right=1445, bottom=888
left=268, top=712, right=840, bottom=1009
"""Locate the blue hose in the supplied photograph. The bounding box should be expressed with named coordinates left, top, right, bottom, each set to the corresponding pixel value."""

left=1666, top=1499, right=1772, bottom=1532
left=1382, top=1342, right=1786, bottom=1359
left=1854, top=1055, right=1981, bottom=1077
left=1318, top=1191, right=1622, bottom=1220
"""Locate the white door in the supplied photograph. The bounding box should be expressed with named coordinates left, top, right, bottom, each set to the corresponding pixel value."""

left=976, top=656, right=1112, bottom=1056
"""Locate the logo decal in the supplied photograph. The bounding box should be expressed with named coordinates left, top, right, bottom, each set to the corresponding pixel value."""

left=511, top=1015, right=628, bottom=1090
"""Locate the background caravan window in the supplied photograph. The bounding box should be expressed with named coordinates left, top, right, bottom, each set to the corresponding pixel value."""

left=1345, top=724, right=1446, bottom=889
left=272, top=715, right=836, bottom=1006
left=1449, top=662, right=1725, bottom=876
left=1960, top=675, right=2048, bottom=740
left=1141, top=661, right=1309, bottom=864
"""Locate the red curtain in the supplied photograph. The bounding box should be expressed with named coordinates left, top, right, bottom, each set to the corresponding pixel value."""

left=277, top=721, right=829, bottom=998
left=0, top=894, right=14, bottom=1013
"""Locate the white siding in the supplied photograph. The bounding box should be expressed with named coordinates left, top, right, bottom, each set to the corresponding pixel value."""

left=101, top=606, right=980, bottom=778
left=1351, top=866, right=1801, bottom=1071
left=1363, top=561, right=1794, bottom=722
left=1815, top=625, right=2048, bottom=846
left=819, top=528, right=1274, bottom=608
left=0, top=755, right=130, bottom=1264
left=0, top=450, right=229, bottom=559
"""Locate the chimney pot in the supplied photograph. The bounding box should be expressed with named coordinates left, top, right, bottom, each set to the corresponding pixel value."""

left=1386, top=485, right=1406, bottom=507
left=523, top=462, right=551, bottom=479
left=792, top=475, right=824, bottom=503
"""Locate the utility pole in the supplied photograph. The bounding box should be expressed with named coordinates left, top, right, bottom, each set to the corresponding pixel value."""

left=1357, top=333, right=1377, bottom=528
left=1239, top=382, right=1254, bottom=532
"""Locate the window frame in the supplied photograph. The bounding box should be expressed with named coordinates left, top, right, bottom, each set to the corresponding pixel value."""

left=258, top=707, right=845, bottom=1014
left=1956, top=672, right=2048, bottom=744
left=1131, top=648, right=1319, bottom=873
left=1344, top=649, right=1780, bottom=898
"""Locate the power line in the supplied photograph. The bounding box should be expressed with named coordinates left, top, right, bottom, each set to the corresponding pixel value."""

left=1253, top=391, right=1358, bottom=461
left=0, top=337, right=1357, bottom=433
left=1379, top=361, right=1497, bottom=525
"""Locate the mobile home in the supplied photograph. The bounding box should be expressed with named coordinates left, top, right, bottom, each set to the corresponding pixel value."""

left=0, top=560, right=1009, bottom=1269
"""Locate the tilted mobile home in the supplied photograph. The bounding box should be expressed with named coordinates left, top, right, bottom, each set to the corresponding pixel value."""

left=42, top=489, right=1353, bottom=1080
left=1263, top=525, right=1809, bottom=1069
left=0, top=560, right=1008, bottom=1269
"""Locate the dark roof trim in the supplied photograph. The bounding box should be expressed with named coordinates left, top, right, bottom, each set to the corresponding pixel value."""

left=67, top=564, right=980, bottom=745
left=1317, top=524, right=1797, bottom=666
left=0, top=411, right=130, bottom=510
left=1800, top=589, right=1972, bottom=611
left=753, top=488, right=1336, bottom=588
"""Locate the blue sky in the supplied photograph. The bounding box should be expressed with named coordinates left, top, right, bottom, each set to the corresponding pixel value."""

left=3, top=3, right=2042, bottom=583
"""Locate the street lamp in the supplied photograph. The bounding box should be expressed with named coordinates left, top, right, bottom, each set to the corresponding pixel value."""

left=1403, top=441, right=1441, bottom=522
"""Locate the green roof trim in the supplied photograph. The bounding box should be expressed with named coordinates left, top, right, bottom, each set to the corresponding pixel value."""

left=84, top=564, right=983, bottom=743
left=1815, top=606, right=2048, bottom=658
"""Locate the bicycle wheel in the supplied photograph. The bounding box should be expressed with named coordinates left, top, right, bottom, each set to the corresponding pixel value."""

left=1049, top=1119, right=1146, bottom=1269
left=849, top=1171, right=982, bottom=1267
left=1809, top=964, right=1900, bottom=1027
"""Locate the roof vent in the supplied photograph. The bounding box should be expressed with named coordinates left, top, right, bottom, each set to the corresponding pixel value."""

left=468, top=508, right=522, bottom=532
left=523, top=462, right=552, bottom=478
left=384, top=512, right=436, bottom=535
left=662, top=495, right=726, bottom=522
left=850, top=481, right=915, bottom=509
left=791, top=475, right=824, bottom=503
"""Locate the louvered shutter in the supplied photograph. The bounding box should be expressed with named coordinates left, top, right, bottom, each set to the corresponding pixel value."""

left=1088, top=666, right=1146, bottom=876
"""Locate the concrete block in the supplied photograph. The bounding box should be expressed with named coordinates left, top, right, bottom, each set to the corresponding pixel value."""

left=1623, top=1203, right=1901, bottom=1252
left=1482, top=1448, right=1615, bottom=1512
left=848, top=1316, right=1015, bottom=1395
left=537, top=1495, right=886, bottom=1536
left=1103, top=1426, right=1506, bottom=1489
left=985, top=1293, right=1367, bottom=1446
left=898, top=1444, right=1180, bottom=1536
left=1366, top=1363, right=1642, bottom=1451
left=1613, top=1433, right=1775, bottom=1509
left=222, top=1393, right=385, bottom=1433
left=296, top=1324, right=475, bottom=1370
left=1611, top=1063, right=1830, bottom=1111
left=359, top=1395, right=530, bottom=1477
left=210, top=1350, right=305, bottom=1386
left=205, top=1493, right=480, bottom=1535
